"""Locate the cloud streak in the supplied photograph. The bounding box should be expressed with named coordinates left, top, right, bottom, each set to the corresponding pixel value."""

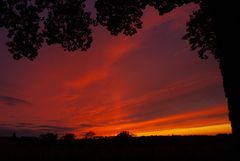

left=0, top=95, right=32, bottom=107
left=84, top=104, right=230, bottom=136
left=0, top=123, right=77, bottom=136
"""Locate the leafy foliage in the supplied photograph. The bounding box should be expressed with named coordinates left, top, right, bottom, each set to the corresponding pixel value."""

left=0, top=0, right=93, bottom=60
left=40, top=0, right=93, bottom=52
left=1, top=0, right=206, bottom=60
left=148, top=0, right=197, bottom=15
left=95, top=0, right=148, bottom=36
left=0, top=0, right=43, bottom=60
left=183, top=0, right=217, bottom=60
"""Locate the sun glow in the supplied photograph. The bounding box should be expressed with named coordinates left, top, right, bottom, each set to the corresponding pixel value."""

left=137, top=123, right=231, bottom=136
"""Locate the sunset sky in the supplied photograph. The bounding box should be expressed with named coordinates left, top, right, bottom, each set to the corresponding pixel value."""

left=0, top=3, right=231, bottom=137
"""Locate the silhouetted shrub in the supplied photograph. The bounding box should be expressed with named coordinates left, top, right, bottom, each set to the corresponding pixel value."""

left=116, top=131, right=135, bottom=139
left=39, top=133, right=58, bottom=141
left=61, top=133, right=76, bottom=141
left=83, top=131, right=96, bottom=139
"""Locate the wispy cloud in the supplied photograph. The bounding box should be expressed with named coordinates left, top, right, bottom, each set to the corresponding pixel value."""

left=0, top=123, right=77, bottom=136
left=65, top=37, right=139, bottom=90
left=36, top=125, right=75, bottom=132
left=84, top=104, right=230, bottom=136
left=0, top=95, right=32, bottom=107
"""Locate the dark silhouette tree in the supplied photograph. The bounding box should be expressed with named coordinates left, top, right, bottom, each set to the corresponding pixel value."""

left=0, top=0, right=43, bottom=60
left=0, top=0, right=93, bottom=60
left=1, top=0, right=239, bottom=140
left=183, top=0, right=240, bottom=140
left=38, top=0, right=93, bottom=52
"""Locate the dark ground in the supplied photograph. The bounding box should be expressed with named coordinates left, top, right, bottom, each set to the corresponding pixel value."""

left=0, top=135, right=238, bottom=161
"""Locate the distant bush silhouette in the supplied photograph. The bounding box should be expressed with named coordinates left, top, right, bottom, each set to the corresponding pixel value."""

left=116, top=131, right=135, bottom=139
left=61, top=133, right=76, bottom=141
left=83, top=131, right=96, bottom=139
left=39, top=133, right=58, bottom=141
left=0, top=135, right=235, bottom=161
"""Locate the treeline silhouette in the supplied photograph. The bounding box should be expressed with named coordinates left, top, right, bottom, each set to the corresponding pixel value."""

left=0, top=131, right=236, bottom=161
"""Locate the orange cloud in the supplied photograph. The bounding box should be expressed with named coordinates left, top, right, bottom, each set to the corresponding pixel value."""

left=73, top=103, right=229, bottom=136
left=65, top=36, right=140, bottom=90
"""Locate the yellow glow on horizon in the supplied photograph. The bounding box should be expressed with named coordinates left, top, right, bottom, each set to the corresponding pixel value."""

left=137, top=123, right=231, bottom=136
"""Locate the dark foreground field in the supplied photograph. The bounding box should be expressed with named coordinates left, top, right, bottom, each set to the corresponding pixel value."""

left=0, top=135, right=237, bottom=161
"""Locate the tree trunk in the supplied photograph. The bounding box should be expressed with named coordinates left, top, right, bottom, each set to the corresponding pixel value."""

left=219, top=54, right=240, bottom=139
left=209, top=0, right=240, bottom=140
